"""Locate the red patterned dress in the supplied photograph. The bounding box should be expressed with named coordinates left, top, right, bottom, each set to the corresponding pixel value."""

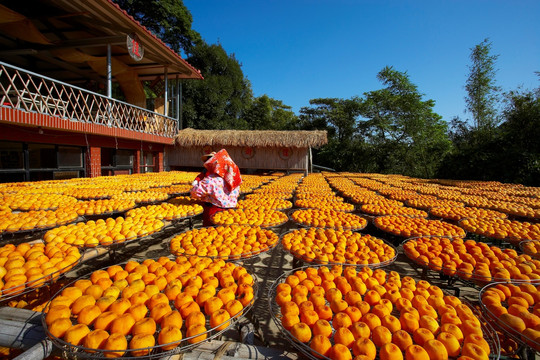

left=190, top=149, right=241, bottom=226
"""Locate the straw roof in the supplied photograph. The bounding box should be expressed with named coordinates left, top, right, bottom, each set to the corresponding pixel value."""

left=175, top=128, right=328, bottom=148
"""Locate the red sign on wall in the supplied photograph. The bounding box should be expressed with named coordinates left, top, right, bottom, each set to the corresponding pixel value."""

left=279, top=147, right=292, bottom=160
left=242, top=146, right=255, bottom=159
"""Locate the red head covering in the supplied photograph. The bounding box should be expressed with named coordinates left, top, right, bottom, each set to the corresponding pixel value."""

left=203, top=149, right=242, bottom=191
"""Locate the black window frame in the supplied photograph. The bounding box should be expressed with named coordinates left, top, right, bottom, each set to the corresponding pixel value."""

left=0, top=141, right=86, bottom=182
left=101, top=148, right=134, bottom=176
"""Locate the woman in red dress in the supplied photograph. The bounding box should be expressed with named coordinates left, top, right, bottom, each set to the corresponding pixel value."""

left=190, top=149, right=241, bottom=226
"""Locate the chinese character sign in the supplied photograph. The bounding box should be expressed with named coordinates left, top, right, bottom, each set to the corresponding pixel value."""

left=127, top=33, right=144, bottom=61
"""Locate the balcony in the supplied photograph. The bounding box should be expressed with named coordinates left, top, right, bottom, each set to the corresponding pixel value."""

left=0, top=61, right=178, bottom=140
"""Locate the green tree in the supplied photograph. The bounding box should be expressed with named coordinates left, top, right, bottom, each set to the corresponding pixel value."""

left=438, top=121, right=501, bottom=181
left=465, top=38, right=501, bottom=130
left=297, top=68, right=450, bottom=176
left=297, top=98, right=362, bottom=171
left=299, top=98, right=361, bottom=141
left=113, top=0, right=202, bottom=54
left=359, top=66, right=451, bottom=178
left=498, top=87, right=540, bottom=185
left=243, top=95, right=298, bottom=130
left=440, top=39, right=502, bottom=181
left=182, top=42, right=253, bottom=129
left=441, top=86, right=540, bottom=185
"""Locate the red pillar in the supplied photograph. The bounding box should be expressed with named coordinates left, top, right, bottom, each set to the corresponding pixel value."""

left=156, top=151, right=164, bottom=172
left=85, top=146, right=101, bottom=178
left=133, top=150, right=141, bottom=174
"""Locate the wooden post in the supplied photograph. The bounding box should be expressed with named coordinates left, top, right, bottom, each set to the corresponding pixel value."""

left=164, top=67, right=168, bottom=116
left=12, top=340, right=53, bottom=360
left=309, top=146, right=313, bottom=173
left=176, top=75, right=180, bottom=131
left=106, top=44, right=112, bottom=98
left=305, top=148, right=309, bottom=175
left=0, top=309, right=44, bottom=350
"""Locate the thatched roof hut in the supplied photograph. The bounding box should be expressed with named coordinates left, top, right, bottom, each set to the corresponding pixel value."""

left=168, top=128, right=328, bottom=173
left=174, top=128, right=328, bottom=148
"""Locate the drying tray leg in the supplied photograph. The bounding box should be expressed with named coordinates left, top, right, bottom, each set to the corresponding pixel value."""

left=517, top=343, right=536, bottom=360
left=292, top=257, right=303, bottom=269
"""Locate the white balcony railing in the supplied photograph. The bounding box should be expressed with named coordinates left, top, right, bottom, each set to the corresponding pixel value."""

left=0, top=61, right=178, bottom=138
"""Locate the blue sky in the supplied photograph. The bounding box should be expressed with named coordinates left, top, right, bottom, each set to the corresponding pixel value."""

left=183, top=0, right=539, bottom=123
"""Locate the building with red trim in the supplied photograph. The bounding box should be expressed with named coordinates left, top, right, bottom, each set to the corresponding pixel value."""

left=0, top=0, right=202, bottom=183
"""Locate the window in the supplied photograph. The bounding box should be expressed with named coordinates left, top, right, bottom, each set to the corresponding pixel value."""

left=0, top=141, right=23, bottom=169
left=0, top=142, right=85, bottom=183
left=101, top=148, right=134, bottom=176
left=116, top=150, right=133, bottom=166
left=140, top=151, right=155, bottom=173
left=29, top=144, right=56, bottom=169
left=0, top=172, right=25, bottom=182
left=101, top=148, right=114, bottom=167
left=58, top=146, right=83, bottom=168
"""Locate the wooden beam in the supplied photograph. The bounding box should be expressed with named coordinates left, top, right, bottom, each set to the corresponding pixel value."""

left=75, top=16, right=132, bottom=34
left=12, top=340, right=53, bottom=360
left=0, top=309, right=44, bottom=350
left=33, top=52, right=105, bottom=83
left=0, top=49, right=38, bottom=56
left=0, top=308, right=42, bottom=325
left=0, top=36, right=126, bottom=56
left=55, top=35, right=126, bottom=48
left=38, top=11, right=89, bottom=21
